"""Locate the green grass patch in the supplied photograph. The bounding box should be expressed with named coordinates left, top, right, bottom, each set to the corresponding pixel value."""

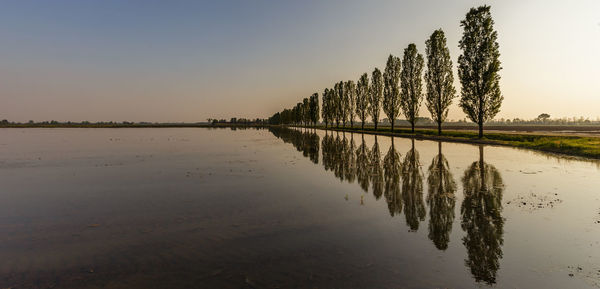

left=316, top=125, right=600, bottom=159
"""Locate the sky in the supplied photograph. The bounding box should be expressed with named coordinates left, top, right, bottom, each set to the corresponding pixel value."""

left=1, top=0, right=599, bottom=123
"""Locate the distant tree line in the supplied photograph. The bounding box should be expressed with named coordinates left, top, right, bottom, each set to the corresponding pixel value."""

left=269, top=6, right=503, bottom=138
left=208, top=118, right=268, bottom=125
left=0, top=119, right=269, bottom=127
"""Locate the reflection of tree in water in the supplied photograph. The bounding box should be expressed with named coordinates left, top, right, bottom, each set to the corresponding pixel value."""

left=426, top=142, right=456, bottom=250
left=343, top=133, right=357, bottom=183
left=401, top=139, right=425, bottom=231
left=461, top=146, right=504, bottom=285
left=383, top=138, right=402, bottom=216
left=355, top=135, right=371, bottom=192
left=321, top=132, right=356, bottom=183
left=269, top=127, right=319, bottom=165
left=306, top=131, right=320, bottom=164
left=369, top=137, right=384, bottom=200
left=270, top=127, right=506, bottom=285
left=321, top=132, right=336, bottom=172
left=333, top=134, right=346, bottom=181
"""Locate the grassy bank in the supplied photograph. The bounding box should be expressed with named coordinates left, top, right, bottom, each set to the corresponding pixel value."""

left=313, top=125, right=600, bottom=160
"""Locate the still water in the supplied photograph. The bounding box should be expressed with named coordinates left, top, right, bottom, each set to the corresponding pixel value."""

left=0, top=127, right=599, bottom=288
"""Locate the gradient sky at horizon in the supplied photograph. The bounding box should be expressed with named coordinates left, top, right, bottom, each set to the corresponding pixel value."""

left=1, top=0, right=599, bottom=122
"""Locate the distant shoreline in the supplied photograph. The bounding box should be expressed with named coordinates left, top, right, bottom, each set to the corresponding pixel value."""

left=0, top=123, right=258, bottom=128
left=2, top=123, right=600, bottom=131
left=2, top=123, right=599, bottom=160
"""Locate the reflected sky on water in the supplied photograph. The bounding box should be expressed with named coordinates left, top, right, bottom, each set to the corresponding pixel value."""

left=1, top=127, right=599, bottom=288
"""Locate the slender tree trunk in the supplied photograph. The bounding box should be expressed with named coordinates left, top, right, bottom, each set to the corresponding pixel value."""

left=478, top=100, right=484, bottom=138
left=391, top=120, right=394, bottom=133
left=437, top=121, right=442, bottom=135
left=361, top=121, right=364, bottom=130
left=411, top=120, right=414, bottom=133
left=374, top=121, right=378, bottom=131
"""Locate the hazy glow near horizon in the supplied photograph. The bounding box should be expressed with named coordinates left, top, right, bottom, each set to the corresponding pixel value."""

left=1, top=0, right=599, bottom=123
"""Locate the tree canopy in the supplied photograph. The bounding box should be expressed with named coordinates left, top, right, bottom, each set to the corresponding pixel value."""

left=458, top=5, right=503, bottom=138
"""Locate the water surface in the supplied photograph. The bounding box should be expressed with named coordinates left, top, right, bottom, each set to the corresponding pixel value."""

left=1, top=127, right=599, bottom=288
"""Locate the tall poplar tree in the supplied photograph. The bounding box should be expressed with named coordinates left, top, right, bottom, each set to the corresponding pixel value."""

left=302, top=97, right=310, bottom=127
left=369, top=68, right=383, bottom=130
left=338, top=81, right=349, bottom=128
left=383, top=54, right=402, bottom=132
left=295, top=102, right=302, bottom=125
left=400, top=43, right=424, bottom=133
left=322, top=88, right=330, bottom=128
left=356, top=73, right=370, bottom=130
left=309, top=93, right=319, bottom=127
left=333, top=82, right=342, bottom=128
left=345, top=80, right=357, bottom=128
left=458, top=5, right=502, bottom=138
left=425, top=29, right=456, bottom=135
left=328, top=88, right=336, bottom=128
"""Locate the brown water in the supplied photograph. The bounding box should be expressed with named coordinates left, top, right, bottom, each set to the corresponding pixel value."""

left=0, top=127, right=599, bottom=288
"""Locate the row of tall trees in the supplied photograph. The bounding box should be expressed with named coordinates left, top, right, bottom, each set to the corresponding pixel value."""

left=270, top=94, right=320, bottom=127
left=269, top=6, right=502, bottom=138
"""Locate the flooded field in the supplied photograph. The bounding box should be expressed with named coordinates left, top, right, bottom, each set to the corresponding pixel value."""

left=1, top=127, right=599, bottom=288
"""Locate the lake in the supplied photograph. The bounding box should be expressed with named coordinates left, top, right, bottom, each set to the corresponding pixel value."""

left=1, top=127, right=599, bottom=288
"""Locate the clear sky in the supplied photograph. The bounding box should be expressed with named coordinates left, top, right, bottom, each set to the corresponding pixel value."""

left=1, top=0, right=599, bottom=122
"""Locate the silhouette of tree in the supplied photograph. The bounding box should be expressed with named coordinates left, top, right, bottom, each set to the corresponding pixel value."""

left=461, top=145, right=504, bottom=284
left=322, top=88, right=331, bottom=128
left=369, top=68, right=383, bottom=131
left=346, top=81, right=357, bottom=128
left=355, top=134, right=371, bottom=192
left=383, top=55, right=402, bottom=132
left=383, top=138, right=402, bottom=216
left=401, top=139, right=425, bottom=231
left=294, top=102, right=303, bottom=126
left=458, top=6, right=503, bottom=138
left=327, top=88, right=336, bottom=127
left=356, top=73, right=370, bottom=130
left=333, top=82, right=342, bottom=128
left=400, top=44, right=425, bottom=133
left=336, top=81, right=350, bottom=128
left=309, top=93, right=320, bottom=128
left=537, top=113, right=550, bottom=122
left=302, top=98, right=310, bottom=127
left=425, top=29, right=456, bottom=135
left=427, top=142, right=456, bottom=250
left=369, top=136, right=384, bottom=199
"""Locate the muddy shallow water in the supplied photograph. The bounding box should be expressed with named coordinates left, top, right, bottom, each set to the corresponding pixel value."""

left=0, top=127, right=599, bottom=288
